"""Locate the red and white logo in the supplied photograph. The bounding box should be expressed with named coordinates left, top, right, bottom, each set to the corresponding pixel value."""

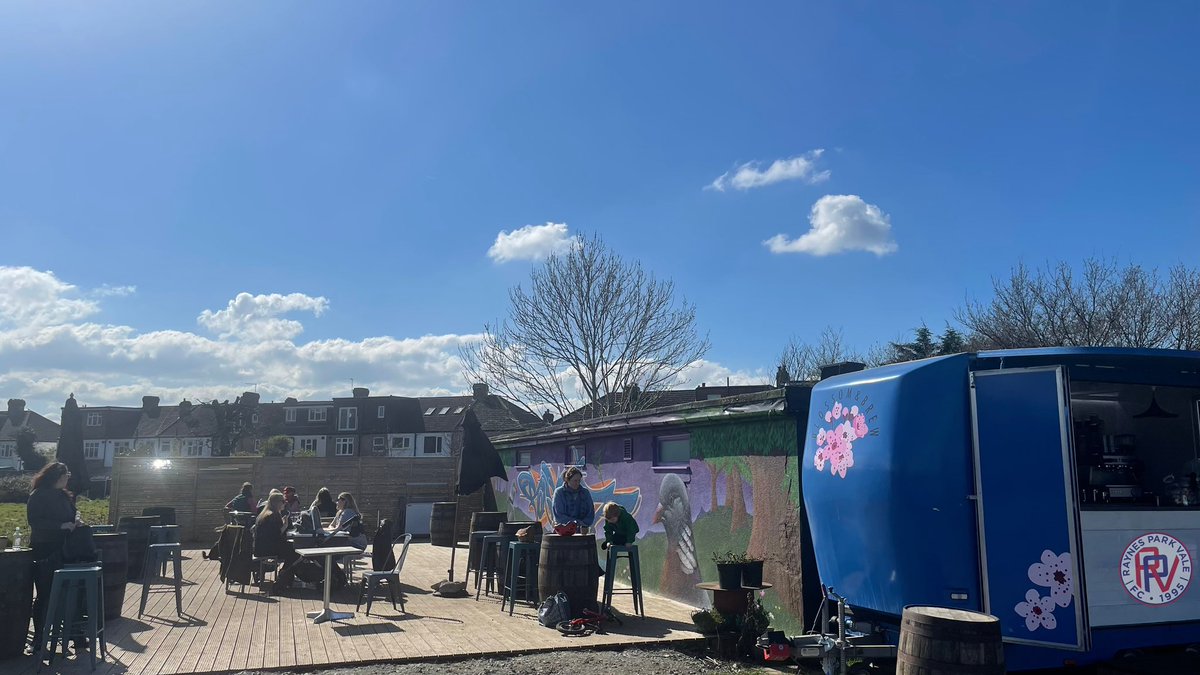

left=1120, top=532, right=1192, bottom=605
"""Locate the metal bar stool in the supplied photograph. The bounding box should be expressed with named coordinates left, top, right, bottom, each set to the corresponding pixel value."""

left=474, top=534, right=513, bottom=600
left=149, top=525, right=180, bottom=575
left=466, top=530, right=494, bottom=589
left=602, top=544, right=644, bottom=617
left=40, top=565, right=107, bottom=671
left=502, top=541, right=539, bottom=615
left=140, top=542, right=184, bottom=617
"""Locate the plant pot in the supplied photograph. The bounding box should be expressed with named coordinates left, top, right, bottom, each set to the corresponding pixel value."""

left=741, top=559, right=764, bottom=588
left=716, top=562, right=743, bottom=590
left=690, top=609, right=719, bottom=634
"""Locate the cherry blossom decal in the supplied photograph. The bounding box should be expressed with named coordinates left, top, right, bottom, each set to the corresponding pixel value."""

left=1014, top=549, right=1074, bottom=632
left=1015, top=589, right=1058, bottom=631
left=813, top=400, right=870, bottom=479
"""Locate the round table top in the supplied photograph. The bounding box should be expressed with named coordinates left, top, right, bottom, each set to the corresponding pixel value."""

left=696, top=581, right=773, bottom=592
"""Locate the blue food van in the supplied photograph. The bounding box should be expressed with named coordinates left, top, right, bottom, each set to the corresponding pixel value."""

left=801, top=348, right=1200, bottom=671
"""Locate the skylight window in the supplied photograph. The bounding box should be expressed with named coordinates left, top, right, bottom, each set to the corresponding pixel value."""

left=424, top=408, right=435, bottom=415
left=438, top=407, right=451, bottom=414
left=452, top=406, right=465, bottom=414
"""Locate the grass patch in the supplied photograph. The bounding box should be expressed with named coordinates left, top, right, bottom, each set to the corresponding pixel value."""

left=0, top=498, right=109, bottom=542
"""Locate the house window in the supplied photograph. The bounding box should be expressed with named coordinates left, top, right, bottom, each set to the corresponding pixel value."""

left=84, top=441, right=102, bottom=460
left=113, top=440, right=131, bottom=456
left=251, top=412, right=259, bottom=423
left=516, top=450, right=532, bottom=467
left=452, top=406, right=465, bottom=414
left=422, top=435, right=444, bottom=455
left=299, top=438, right=317, bottom=452
left=377, top=405, right=385, bottom=419
left=308, top=408, right=327, bottom=422
left=86, top=413, right=102, bottom=426
left=373, top=437, right=385, bottom=451
left=285, top=408, right=297, bottom=422
left=335, top=437, right=355, bottom=456
left=338, top=407, right=358, bottom=431
left=183, top=439, right=204, bottom=456
left=622, top=438, right=633, bottom=462
left=655, top=435, right=691, bottom=467
left=0, top=442, right=14, bottom=457
left=390, top=436, right=411, bottom=451
left=568, top=444, right=585, bottom=466
left=160, top=439, right=175, bottom=455
left=438, top=407, right=450, bottom=415
left=254, top=439, right=261, bottom=451
left=424, top=408, right=435, bottom=415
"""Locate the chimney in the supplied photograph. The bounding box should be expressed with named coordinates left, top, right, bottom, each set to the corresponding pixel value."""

left=241, top=391, right=261, bottom=406
left=472, top=383, right=489, bottom=399
left=775, top=365, right=791, bottom=387
left=178, top=400, right=193, bottom=417
left=142, top=396, right=160, bottom=415
left=352, top=387, right=369, bottom=399
left=6, top=398, right=25, bottom=419
left=542, top=410, right=554, bottom=424
left=284, top=397, right=298, bottom=404
left=819, top=361, right=866, bottom=380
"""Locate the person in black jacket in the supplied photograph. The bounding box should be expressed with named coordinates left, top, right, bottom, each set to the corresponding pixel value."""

left=253, top=492, right=301, bottom=592
left=26, top=462, right=80, bottom=651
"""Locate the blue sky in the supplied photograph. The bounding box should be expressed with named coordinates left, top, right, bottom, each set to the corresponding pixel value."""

left=2, top=2, right=1198, bottom=419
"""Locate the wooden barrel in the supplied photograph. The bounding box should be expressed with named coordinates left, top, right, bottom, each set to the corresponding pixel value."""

left=897, top=606, right=1005, bottom=675
left=142, top=507, right=176, bottom=526
left=429, top=502, right=457, bottom=547
left=94, top=533, right=129, bottom=620
left=0, top=549, right=34, bottom=658
left=118, top=514, right=160, bottom=580
left=538, top=534, right=598, bottom=618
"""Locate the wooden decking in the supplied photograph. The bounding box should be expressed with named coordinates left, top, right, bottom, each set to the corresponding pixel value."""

left=4, top=544, right=703, bottom=675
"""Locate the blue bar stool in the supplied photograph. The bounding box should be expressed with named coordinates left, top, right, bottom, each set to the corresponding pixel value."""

left=140, top=542, right=184, bottom=617
left=149, top=525, right=180, bottom=575
left=503, top=541, right=539, bottom=615
left=40, top=565, right=108, bottom=671
left=474, top=534, right=513, bottom=599
left=466, top=530, right=494, bottom=589
left=602, top=544, right=644, bottom=617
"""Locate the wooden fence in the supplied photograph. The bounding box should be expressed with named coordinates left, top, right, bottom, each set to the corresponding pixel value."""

left=108, top=456, right=483, bottom=542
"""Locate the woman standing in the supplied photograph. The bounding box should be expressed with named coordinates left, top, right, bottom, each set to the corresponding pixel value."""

left=552, top=466, right=595, bottom=533
left=26, top=462, right=81, bottom=651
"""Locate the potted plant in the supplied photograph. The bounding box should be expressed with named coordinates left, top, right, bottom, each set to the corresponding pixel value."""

left=712, top=550, right=746, bottom=590
left=741, top=554, right=764, bottom=588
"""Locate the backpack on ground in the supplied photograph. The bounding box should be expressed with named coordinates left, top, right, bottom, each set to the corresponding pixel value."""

left=538, top=592, right=570, bottom=628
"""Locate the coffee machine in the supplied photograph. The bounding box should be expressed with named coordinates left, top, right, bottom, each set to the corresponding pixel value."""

left=1075, top=416, right=1143, bottom=503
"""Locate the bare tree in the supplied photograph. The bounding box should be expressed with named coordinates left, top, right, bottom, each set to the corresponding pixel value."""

left=461, top=235, right=710, bottom=418
left=778, top=326, right=882, bottom=382
left=957, top=258, right=1200, bottom=350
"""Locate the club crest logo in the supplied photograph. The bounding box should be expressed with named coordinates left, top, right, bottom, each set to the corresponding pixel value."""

left=1120, top=532, right=1192, bottom=605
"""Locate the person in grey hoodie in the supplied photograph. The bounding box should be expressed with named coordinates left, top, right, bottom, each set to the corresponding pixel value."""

left=26, top=462, right=81, bottom=651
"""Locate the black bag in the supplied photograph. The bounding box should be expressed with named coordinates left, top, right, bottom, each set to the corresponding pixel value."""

left=63, top=524, right=98, bottom=562
left=293, top=558, right=324, bottom=584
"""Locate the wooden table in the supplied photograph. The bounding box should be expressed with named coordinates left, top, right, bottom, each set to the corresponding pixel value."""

left=295, top=546, right=362, bottom=624
left=696, top=581, right=772, bottom=616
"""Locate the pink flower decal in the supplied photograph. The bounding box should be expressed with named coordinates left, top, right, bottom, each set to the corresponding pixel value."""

left=1028, top=550, right=1073, bottom=609
left=811, top=398, right=873, bottom=479
left=1015, top=589, right=1057, bottom=631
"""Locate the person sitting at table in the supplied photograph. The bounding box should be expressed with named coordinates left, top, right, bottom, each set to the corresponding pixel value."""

left=327, top=492, right=368, bottom=549
left=225, top=482, right=257, bottom=514
left=252, top=491, right=301, bottom=592
left=281, top=486, right=302, bottom=515
left=552, top=466, right=595, bottom=534
left=309, top=487, right=338, bottom=518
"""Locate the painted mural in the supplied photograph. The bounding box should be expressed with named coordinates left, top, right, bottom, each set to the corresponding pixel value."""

left=495, top=415, right=807, bottom=632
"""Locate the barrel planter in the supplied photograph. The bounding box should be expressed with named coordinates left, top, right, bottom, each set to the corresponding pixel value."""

left=94, top=533, right=129, bottom=620
left=118, top=514, right=160, bottom=580
left=429, top=502, right=457, bottom=547
left=897, top=606, right=1004, bottom=675
left=538, top=534, right=598, bottom=619
left=0, top=549, right=34, bottom=658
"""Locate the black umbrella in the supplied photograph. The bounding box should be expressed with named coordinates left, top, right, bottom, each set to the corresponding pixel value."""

left=57, top=394, right=91, bottom=496
left=441, top=409, right=509, bottom=584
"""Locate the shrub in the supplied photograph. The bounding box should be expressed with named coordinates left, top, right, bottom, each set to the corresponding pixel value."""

left=261, top=435, right=293, bottom=457
left=0, top=472, right=34, bottom=503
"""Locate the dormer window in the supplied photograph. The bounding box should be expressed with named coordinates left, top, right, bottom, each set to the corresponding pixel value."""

left=86, top=413, right=102, bottom=426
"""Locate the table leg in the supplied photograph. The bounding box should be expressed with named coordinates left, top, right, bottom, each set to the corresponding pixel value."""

left=306, top=554, right=354, bottom=624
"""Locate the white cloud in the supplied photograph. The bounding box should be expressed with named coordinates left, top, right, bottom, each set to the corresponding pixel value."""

left=0, top=267, right=485, bottom=422
left=487, top=222, right=577, bottom=263
left=92, top=284, right=137, bottom=298
left=764, top=194, right=899, bottom=257
left=0, top=267, right=99, bottom=328
left=670, top=359, right=768, bottom=389
left=707, top=150, right=830, bottom=191
left=197, top=292, right=329, bottom=341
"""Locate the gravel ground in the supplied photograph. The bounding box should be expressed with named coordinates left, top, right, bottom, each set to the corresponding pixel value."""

left=235, top=646, right=791, bottom=675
